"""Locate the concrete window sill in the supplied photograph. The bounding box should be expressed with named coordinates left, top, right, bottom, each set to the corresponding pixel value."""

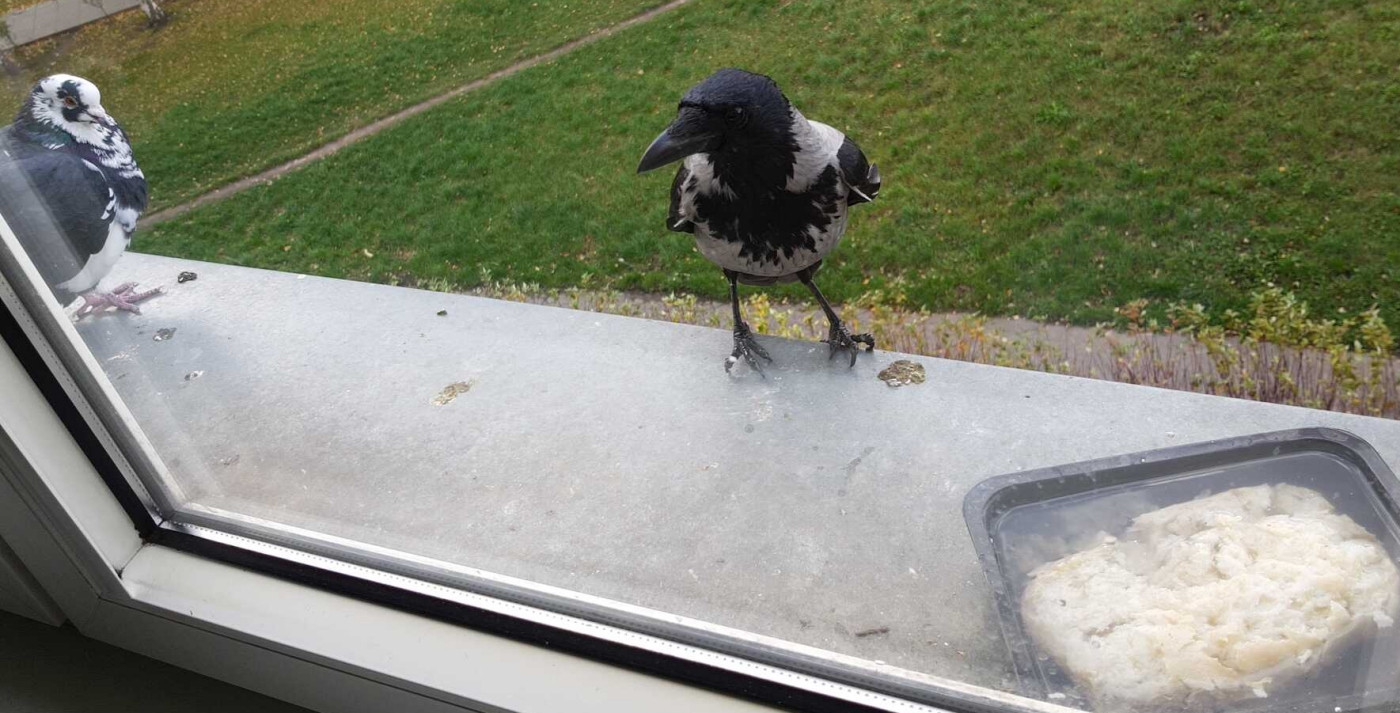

left=72, top=253, right=1400, bottom=696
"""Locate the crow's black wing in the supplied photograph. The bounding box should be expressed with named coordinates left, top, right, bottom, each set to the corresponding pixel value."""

left=837, top=136, right=881, bottom=206
left=667, top=163, right=695, bottom=233
left=0, top=133, right=115, bottom=300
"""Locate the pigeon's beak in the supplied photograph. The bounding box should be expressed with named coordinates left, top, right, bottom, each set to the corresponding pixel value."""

left=636, top=107, right=720, bottom=174
left=88, top=106, right=111, bottom=124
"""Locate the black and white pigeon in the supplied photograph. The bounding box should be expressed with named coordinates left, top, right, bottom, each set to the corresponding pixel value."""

left=0, top=74, right=154, bottom=318
left=637, top=68, right=881, bottom=373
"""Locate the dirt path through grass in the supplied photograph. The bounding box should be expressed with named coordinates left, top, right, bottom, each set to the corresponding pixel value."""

left=139, top=0, right=1400, bottom=331
left=141, top=0, right=694, bottom=227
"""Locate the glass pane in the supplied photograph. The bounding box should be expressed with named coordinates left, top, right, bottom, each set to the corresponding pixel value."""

left=3, top=1, right=1399, bottom=711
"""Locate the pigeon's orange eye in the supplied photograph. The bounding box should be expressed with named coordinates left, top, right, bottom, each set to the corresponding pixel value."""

left=62, top=96, right=77, bottom=109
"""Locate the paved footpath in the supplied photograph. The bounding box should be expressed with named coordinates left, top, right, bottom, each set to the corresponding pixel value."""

left=2, top=0, right=141, bottom=50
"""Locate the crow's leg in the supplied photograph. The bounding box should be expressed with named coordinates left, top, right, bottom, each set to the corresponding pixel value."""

left=74, top=282, right=163, bottom=319
left=724, top=270, right=772, bottom=374
left=796, top=267, right=874, bottom=367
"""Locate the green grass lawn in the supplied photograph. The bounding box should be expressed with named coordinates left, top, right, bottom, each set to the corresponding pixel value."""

left=55, top=0, right=1400, bottom=329
left=1, top=0, right=666, bottom=208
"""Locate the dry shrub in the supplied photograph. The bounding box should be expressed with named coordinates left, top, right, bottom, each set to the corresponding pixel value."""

left=457, top=278, right=1399, bottom=419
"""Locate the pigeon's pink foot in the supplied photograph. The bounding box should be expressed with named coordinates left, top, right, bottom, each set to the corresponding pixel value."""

left=75, top=283, right=162, bottom=319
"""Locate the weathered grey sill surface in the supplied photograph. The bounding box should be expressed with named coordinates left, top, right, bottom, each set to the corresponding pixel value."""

left=77, top=253, right=1400, bottom=692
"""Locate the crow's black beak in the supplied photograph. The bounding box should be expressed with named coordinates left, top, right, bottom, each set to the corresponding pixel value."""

left=636, top=108, right=720, bottom=173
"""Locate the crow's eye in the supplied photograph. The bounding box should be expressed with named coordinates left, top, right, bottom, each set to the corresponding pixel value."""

left=725, top=106, right=747, bottom=127
left=62, top=96, right=77, bottom=109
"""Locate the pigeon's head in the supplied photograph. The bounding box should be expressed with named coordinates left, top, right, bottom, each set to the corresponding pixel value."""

left=637, top=68, right=793, bottom=173
left=21, top=75, right=118, bottom=139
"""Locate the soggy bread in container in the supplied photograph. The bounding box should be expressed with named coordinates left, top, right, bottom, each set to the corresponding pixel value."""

left=1021, top=484, right=1400, bottom=709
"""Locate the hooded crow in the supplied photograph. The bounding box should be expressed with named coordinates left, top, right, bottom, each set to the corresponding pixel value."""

left=0, top=74, right=154, bottom=318
left=638, top=68, right=881, bottom=372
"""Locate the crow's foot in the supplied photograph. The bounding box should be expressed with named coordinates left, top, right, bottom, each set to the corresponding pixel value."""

left=825, top=322, right=875, bottom=367
left=725, top=322, right=773, bottom=375
left=75, top=283, right=162, bottom=319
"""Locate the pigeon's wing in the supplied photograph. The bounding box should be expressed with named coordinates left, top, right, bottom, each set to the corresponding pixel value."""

left=667, top=163, right=695, bottom=234
left=837, top=136, right=881, bottom=206
left=0, top=135, right=117, bottom=300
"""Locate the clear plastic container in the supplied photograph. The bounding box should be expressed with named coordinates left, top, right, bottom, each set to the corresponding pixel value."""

left=964, top=428, right=1400, bottom=713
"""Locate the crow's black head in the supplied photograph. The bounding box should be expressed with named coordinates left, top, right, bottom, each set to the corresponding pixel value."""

left=637, top=68, right=793, bottom=174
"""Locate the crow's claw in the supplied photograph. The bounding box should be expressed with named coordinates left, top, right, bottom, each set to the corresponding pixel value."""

left=726, top=322, right=773, bottom=375
left=825, top=322, right=875, bottom=367
left=74, top=283, right=163, bottom=319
